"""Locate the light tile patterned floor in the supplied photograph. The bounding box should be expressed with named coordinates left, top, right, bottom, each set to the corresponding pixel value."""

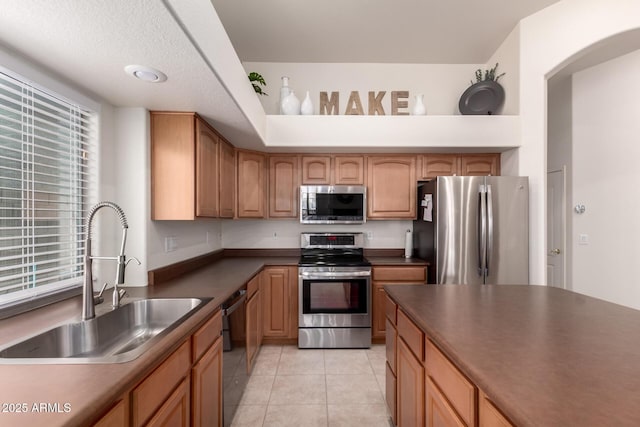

left=226, top=344, right=393, bottom=427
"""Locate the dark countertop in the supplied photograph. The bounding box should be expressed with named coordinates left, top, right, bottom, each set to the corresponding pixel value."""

left=384, top=284, right=640, bottom=427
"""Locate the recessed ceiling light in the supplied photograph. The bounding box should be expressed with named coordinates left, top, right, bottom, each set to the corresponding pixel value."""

left=124, top=65, right=167, bottom=83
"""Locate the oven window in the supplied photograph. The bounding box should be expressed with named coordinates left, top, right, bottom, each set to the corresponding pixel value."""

left=302, top=279, right=368, bottom=314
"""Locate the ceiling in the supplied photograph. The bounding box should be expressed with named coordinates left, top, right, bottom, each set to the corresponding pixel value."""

left=211, top=0, right=562, bottom=64
left=0, top=0, right=561, bottom=149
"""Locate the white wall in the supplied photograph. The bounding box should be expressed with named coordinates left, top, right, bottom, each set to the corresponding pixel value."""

left=244, top=62, right=485, bottom=116
left=517, top=0, right=640, bottom=285
left=223, top=220, right=411, bottom=249
left=570, top=49, right=640, bottom=309
left=486, top=25, right=520, bottom=116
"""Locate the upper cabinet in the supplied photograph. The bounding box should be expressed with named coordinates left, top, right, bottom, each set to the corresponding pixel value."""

left=218, top=139, right=236, bottom=218
left=419, top=153, right=501, bottom=179
left=237, top=150, right=267, bottom=218
left=151, top=112, right=225, bottom=220
left=269, top=155, right=299, bottom=218
left=300, top=155, right=365, bottom=185
left=367, top=156, right=416, bottom=219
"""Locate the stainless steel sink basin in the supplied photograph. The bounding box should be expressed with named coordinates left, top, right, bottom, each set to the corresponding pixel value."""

left=0, top=297, right=212, bottom=364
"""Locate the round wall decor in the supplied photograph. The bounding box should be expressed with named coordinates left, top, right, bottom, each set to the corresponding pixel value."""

left=458, top=81, right=505, bottom=115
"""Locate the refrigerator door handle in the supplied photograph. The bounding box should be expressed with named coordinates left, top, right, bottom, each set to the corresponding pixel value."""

left=478, top=185, right=487, bottom=277
left=486, top=184, right=494, bottom=278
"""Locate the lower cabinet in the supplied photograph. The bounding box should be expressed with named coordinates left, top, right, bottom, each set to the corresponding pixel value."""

left=372, top=266, right=427, bottom=340
left=246, top=273, right=262, bottom=373
left=191, top=337, right=223, bottom=427
left=94, top=309, right=223, bottom=427
left=479, top=391, right=514, bottom=427
left=262, top=266, right=298, bottom=341
left=397, top=338, right=425, bottom=427
left=425, top=376, right=465, bottom=427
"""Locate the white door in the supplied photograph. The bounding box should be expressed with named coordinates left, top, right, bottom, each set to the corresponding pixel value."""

left=547, top=169, right=565, bottom=288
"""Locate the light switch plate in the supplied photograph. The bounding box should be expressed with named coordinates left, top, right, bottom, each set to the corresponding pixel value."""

left=578, top=234, right=589, bottom=245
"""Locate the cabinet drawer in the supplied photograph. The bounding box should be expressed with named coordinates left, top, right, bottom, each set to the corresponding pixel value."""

left=426, top=375, right=466, bottom=427
left=385, top=294, right=397, bottom=325
left=373, top=266, right=426, bottom=282
left=133, top=340, right=191, bottom=427
left=397, top=309, right=424, bottom=362
left=192, top=309, right=222, bottom=363
left=426, top=339, right=476, bottom=427
left=247, top=274, right=260, bottom=298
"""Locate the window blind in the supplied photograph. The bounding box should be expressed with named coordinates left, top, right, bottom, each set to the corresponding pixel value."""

left=0, top=68, right=96, bottom=308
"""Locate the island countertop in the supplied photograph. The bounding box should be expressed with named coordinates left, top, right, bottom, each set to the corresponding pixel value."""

left=384, top=284, right=640, bottom=426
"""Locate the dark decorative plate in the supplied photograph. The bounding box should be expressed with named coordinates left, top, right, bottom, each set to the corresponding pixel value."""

left=458, top=81, right=505, bottom=115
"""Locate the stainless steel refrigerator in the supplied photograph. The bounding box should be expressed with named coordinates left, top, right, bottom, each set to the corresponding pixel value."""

left=414, top=176, right=529, bottom=285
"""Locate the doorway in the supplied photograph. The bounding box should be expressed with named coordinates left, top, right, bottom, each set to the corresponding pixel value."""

left=546, top=168, right=566, bottom=288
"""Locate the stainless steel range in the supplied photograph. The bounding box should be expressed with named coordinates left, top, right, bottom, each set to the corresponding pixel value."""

left=298, top=232, right=371, bottom=349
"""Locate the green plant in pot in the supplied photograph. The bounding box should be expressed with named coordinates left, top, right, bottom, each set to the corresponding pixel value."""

left=459, top=63, right=505, bottom=115
left=248, top=72, right=268, bottom=96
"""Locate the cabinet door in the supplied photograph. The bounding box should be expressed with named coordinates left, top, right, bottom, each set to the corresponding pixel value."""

left=302, top=156, right=331, bottom=184
left=246, top=289, right=261, bottom=373
left=397, top=338, right=425, bottom=427
left=218, top=139, right=236, bottom=218
left=386, top=362, right=397, bottom=426
left=479, top=391, right=514, bottom=427
left=191, top=337, right=222, bottom=427
left=262, top=267, right=290, bottom=338
left=367, top=156, right=417, bottom=219
left=146, top=378, right=190, bottom=427
left=269, top=155, right=299, bottom=218
left=459, top=154, right=500, bottom=176
left=334, top=155, right=365, bottom=185
left=421, top=154, right=460, bottom=179
left=93, top=399, right=128, bottom=427
left=426, top=376, right=465, bottom=427
left=195, top=119, right=219, bottom=217
left=372, top=282, right=387, bottom=340
left=237, top=150, right=267, bottom=218
left=150, top=112, right=196, bottom=220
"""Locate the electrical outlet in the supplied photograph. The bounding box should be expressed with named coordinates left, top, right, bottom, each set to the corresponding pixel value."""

left=164, top=236, right=177, bottom=252
left=273, top=232, right=278, bottom=240
left=578, top=234, right=589, bottom=245
left=366, top=231, right=373, bottom=240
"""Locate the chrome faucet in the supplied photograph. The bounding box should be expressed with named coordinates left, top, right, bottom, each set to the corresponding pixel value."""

left=83, top=202, right=140, bottom=320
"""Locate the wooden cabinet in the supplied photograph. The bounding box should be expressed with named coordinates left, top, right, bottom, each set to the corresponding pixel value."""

left=372, top=266, right=427, bottom=340
left=262, top=266, right=298, bottom=341
left=459, top=154, right=500, bottom=176
left=479, top=391, right=514, bottom=427
left=420, top=153, right=501, bottom=179
left=301, top=156, right=331, bottom=184
left=269, top=155, right=299, bottom=218
left=245, top=274, right=261, bottom=373
left=93, top=399, right=128, bottom=427
left=218, top=139, right=236, bottom=218
left=426, top=376, right=465, bottom=427
left=334, top=155, right=365, bottom=185
left=146, top=377, right=190, bottom=427
left=132, top=340, right=191, bottom=426
left=237, top=150, right=267, bottom=218
left=191, top=335, right=222, bottom=427
left=385, top=294, right=399, bottom=425
left=301, top=155, right=365, bottom=185
left=397, top=337, right=425, bottom=427
left=367, top=156, right=417, bottom=219
left=151, top=112, right=224, bottom=220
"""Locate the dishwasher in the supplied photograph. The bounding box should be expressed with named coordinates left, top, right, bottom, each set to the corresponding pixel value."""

left=221, top=288, right=247, bottom=426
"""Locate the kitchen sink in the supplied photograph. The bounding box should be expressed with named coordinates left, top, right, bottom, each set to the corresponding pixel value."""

left=0, top=297, right=212, bottom=364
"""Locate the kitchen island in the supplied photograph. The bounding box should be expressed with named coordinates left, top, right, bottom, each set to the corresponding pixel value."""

left=384, top=284, right=640, bottom=426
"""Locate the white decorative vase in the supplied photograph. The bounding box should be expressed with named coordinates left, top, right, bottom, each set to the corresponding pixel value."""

left=281, top=91, right=301, bottom=115
left=279, top=76, right=291, bottom=114
left=300, top=91, right=313, bottom=115
left=412, top=94, right=427, bottom=115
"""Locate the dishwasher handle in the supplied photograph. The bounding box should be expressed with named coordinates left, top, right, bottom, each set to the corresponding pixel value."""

left=223, top=290, right=247, bottom=316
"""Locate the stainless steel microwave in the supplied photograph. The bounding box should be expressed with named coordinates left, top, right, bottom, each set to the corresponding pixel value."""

left=300, top=185, right=366, bottom=224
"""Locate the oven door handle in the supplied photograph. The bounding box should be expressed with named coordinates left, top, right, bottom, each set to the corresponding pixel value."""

left=300, top=271, right=371, bottom=278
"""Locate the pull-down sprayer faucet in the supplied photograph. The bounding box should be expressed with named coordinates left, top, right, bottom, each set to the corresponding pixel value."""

left=82, top=201, right=140, bottom=320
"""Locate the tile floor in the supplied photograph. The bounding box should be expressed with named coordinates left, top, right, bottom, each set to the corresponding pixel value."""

left=225, top=344, right=393, bottom=427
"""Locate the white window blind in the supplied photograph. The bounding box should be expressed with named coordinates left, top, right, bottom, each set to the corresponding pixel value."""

left=0, top=68, right=96, bottom=308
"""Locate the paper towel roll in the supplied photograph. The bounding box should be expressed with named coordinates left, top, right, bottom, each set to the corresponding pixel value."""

left=404, top=229, right=412, bottom=258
